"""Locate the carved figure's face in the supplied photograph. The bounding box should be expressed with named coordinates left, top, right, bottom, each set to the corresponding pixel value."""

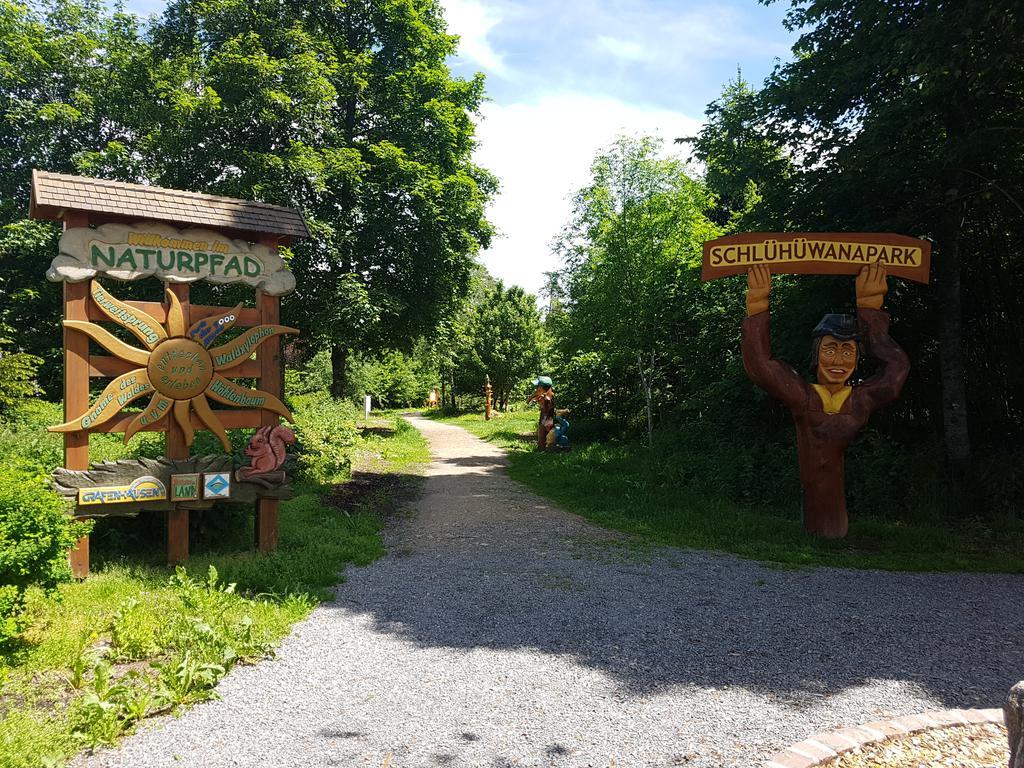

left=245, top=433, right=268, bottom=457
left=816, top=335, right=858, bottom=387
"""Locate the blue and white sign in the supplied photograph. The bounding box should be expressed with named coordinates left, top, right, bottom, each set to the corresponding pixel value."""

left=203, top=472, right=231, bottom=500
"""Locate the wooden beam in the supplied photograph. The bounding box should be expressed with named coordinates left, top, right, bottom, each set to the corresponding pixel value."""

left=90, top=355, right=260, bottom=379
left=63, top=212, right=92, bottom=578
left=165, top=508, right=189, bottom=565
left=254, top=238, right=282, bottom=553
left=63, top=282, right=91, bottom=470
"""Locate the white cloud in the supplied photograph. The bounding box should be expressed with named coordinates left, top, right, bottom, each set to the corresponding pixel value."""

left=595, top=35, right=653, bottom=63
left=444, top=0, right=509, bottom=78
left=473, top=92, right=703, bottom=295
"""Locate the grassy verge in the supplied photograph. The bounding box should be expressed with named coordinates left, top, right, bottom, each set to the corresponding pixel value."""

left=429, top=410, right=1024, bottom=573
left=0, top=407, right=428, bottom=768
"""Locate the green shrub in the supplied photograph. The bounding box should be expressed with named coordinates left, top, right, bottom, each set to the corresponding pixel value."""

left=108, top=597, right=163, bottom=662
left=0, top=337, right=42, bottom=415
left=0, top=401, right=63, bottom=476
left=978, top=450, right=1024, bottom=519
left=291, top=393, right=358, bottom=484
left=285, top=349, right=332, bottom=397
left=0, top=469, right=91, bottom=645
left=347, top=349, right=436, bottom=408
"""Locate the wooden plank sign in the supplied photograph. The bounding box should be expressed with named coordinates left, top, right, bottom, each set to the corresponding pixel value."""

left=702, top=233, right=931, bottom=283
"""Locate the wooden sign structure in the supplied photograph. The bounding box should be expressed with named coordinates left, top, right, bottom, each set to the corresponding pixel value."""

left=484, top=375, right=493, bottom=420
left=702, top=233, right=931, bottom=283
left=30, top=170, right=309, bottom=577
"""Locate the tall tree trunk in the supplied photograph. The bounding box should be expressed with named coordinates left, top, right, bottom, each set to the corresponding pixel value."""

left=448, top=371, right=456, bottom=409
left=330, top=344, right=348, bottom=399
left=638, top=352, right=654, bottom=447
left=936, top=103, right=972, bottom=478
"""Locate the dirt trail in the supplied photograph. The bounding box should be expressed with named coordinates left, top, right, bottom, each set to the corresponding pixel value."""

left=78, top=414, right=1024, bottom=768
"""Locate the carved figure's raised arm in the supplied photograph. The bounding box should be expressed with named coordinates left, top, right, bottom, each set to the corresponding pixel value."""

left=741, top=266, right=807, bottom=409
left=857, top=308, right=910, bottom=409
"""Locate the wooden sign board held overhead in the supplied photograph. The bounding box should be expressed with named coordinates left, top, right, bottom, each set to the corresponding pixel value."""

left=701, top=233, right=931, bottom=283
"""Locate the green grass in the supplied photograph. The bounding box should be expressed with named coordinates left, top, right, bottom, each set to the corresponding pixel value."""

left=430, top=410, right=1024, bottom=573
left=358, top=412, right=433, bottom=472
left=0, top=408, right=428, bottom=768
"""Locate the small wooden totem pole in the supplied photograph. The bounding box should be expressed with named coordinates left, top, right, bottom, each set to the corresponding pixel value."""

left=484, top=375, right=493, bottom=420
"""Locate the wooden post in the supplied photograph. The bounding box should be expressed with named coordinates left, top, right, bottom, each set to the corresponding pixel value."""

left=63, top=212, right=91, bottom=578
left=1009, top=681, right=1024, bottom=768
left=165, top=282, right=191, bottom=565
left=484, top=375, right=492, bottom=421
left=255, top=233, right=281, bottom=553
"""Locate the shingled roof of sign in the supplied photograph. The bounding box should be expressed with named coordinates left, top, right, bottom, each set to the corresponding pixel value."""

left=29, top=170, right=310, bottom=241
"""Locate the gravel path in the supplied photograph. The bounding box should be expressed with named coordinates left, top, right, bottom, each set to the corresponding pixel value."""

left=78, top=415, right=1024, bottom=768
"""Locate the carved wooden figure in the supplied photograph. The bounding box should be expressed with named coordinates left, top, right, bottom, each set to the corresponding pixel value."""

left=741, top=264, right=909, bottom=538
left=526, top=376, right=556, bottom=451
left=237, top=425, right=296, bottom=487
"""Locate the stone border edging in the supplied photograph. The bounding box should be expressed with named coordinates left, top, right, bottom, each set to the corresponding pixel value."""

left=765, top=707, right=1005, bottom=767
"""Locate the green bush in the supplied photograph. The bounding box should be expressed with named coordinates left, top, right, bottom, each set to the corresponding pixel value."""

left=977, top=450, right=1024, bottom=519
left=69, top=566, right=279, bottom=748
left=285, top=349, right=333, bottom=397
left=0, top=469, right=91, bottom=645
left=291, top=393, right=359, bottom=484
left=347, top=349, right=435, bottom=409
left=0, top=337, right=42, bottom=415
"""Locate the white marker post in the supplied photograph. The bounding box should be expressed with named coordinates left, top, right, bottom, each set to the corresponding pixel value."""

left=364, top=395, right=371, bottom=419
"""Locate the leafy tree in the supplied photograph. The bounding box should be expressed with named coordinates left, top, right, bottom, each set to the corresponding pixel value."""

left=757, top=0, right=1024, bottom=476
left=459, top=281, right=545, bottom=410
left=0, top=332, right=41, bottom=413
left=148, top=0, right=495, bottom=395
left=0, top=0, right=152, bottom=392
left=682, top=71, right=791, bottom=230
left=553, top=136, right=720, bottom=442
left=0, top=0, right=495, bottom=399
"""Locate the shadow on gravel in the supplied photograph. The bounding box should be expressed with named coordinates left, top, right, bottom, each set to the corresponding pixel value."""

left=329, top=426, right=1024, bottom=711
left=324, top=471, right=415, bottom=512
left=429, top=456, right=510, bottom=469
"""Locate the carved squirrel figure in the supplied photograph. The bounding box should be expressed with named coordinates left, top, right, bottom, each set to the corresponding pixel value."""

left=237, top=424, right=296, bottom=481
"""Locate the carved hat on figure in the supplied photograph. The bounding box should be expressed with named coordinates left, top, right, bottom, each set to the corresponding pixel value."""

left=812, top=314, right=859, bottom=342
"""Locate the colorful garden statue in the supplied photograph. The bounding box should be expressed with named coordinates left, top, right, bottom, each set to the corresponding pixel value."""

left=742, top=263, right=910, bottom=538
left=527, top=376, right=571, bottom=451
left=527, top=376, right=556, bottom=451
left=236, top=424, right=296, bottom=487
left=553, top=410, right=571, bottom=450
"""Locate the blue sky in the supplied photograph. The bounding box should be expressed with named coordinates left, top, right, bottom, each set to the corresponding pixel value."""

left=123, top=0, right=798, bottom=294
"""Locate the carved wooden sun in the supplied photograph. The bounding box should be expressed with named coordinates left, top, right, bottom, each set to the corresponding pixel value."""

left=50, top=280, right=297, bottom=452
